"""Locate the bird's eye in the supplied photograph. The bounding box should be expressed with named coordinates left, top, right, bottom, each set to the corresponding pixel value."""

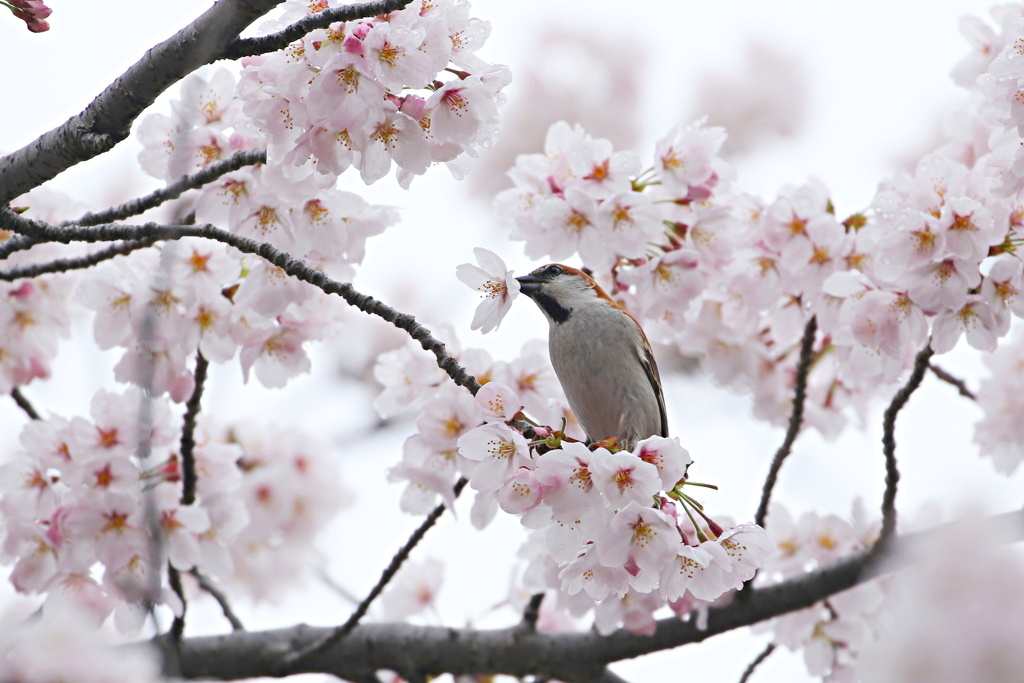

left=543, top=264, right=562, bottom=277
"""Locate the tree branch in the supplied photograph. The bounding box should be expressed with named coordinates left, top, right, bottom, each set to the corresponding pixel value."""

left=738, top=643, right=775, bottom=683
left=754, top=315, right=817, bottom=527
left=522, top=592, right=546, bottom=631
left=10, top=387, right=41, bottom=420
left=0, top=238, right=160, bottom=282
left=587, top=669, right=633, bottom=683
left=222, top=0, right=414, bottom=59
left=179, top=353, right=209, bottom=506
left=0, top=0, right=283, bottom=204
left=169, top=566, right=188, bottom=645
left=875, top=344, right=934, bottom=552
left=278, top=477, right=468, bottom=673
left=927, top=361, right=976, bottom=401
left=167, top=507, right=1024, bottom=681
left=0, top=234, right=44, bottom=260
left=0, top=208, right=481, bottom=396
left=191, top=569, right=245, bottom=632
left=63, top=149, right=268, bottom=228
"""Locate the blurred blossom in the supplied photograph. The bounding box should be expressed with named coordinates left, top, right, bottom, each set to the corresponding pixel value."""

left=469, top=26, right=645, bottom=198
left=861, top=520, right=1024, bottom=682
left=378, top=556, right=444, bottom=621
left=689, top=41, right=808, bottom=156
left=0, top=601, right=161, bottom=682
left=974, top=327, right=1024, bottom=475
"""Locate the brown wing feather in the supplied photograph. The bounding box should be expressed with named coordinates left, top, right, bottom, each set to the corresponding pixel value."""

left=639, top=336, right=669, bottom=437
left=561, top=265, right=669, bottom=438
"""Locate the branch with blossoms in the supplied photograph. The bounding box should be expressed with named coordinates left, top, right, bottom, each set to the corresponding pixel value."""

left=7, top=1, right=1024, bottom=682
left=163, top=507, right=1024, bottom=680
left=1, top=3, right=516, bottom=678
left=0, top=0, right=413, bottom=203
left=0, top=207, right=481, bottom=395
left=1, top=149, right=267, bottom=262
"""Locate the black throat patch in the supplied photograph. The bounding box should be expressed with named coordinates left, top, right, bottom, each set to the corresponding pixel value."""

left=534, top=292, right=571, bottom=324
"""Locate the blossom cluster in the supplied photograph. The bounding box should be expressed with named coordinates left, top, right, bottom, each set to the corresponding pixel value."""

left=493, top=80, right=1024, bottom=442
left=133, top=62, right=405, bottom=397
left=450, top=382, right=773, bottom=635
left=0, top=249, right=72, bottom=396
left=119, top=0, right=508, bottom=400
left=74, top=235, right=349, bottom=398
left=0, top=388, right=345, bottom=627
left=378, top=327, right=577, bottom=523
left=237, top=0, right=508, bottom=187
left=137, top=0, right=509, bottom=190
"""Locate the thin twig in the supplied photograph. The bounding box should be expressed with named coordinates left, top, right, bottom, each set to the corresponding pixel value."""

left=0, top=209, right=481, bottom=396
left=0, top=238, right=160, bottom=281
left=179, top=353, right=209, bottom=506
left=191, top=569, right=245, bottom=632
left=754, top=316, right=818, bottom=528
left=10, top=387, right=41, bottom=420
left=316, top=569, right=361, bottom=605
left=222, top=0, right=414, bottom=60
left=928, top=361, right=976, bottom=401
left=277, top=477, right=469, bottom=673
left=522, top=593, right=546, bottom=631
left=738, top=643, right=776, bottom=683
left=63, top=149, right=268, bottom=228
left=874, top=344, right=935, bottom=554
left=169, top=566, right=187, bottom=644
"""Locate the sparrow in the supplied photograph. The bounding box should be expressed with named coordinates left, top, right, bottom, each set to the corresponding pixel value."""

left=516, top=264, right=668, bottom=451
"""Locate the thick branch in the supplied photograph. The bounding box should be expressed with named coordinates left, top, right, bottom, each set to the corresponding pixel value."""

left=222, top=0, right=414, bottom=59
left=0, top=209, right=481, bottom=396
left=169, top=507, right=1024, bottom=681
left=0, top=0, right=282, bottom=204
left=754, top=316, right=817, bottom=527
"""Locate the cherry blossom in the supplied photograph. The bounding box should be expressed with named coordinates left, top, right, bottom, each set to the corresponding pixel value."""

left=457, top=422, right=530, bottom=492
left=456, top=247, right=520, bottom=333
left=473, top=380, right=522, bottom=422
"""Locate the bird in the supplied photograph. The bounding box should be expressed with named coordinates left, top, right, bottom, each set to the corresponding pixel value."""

left=516, top=263, right=667, bottom=451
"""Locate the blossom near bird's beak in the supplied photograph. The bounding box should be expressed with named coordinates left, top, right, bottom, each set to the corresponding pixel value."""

left=516, top=274, right=542, bottom=297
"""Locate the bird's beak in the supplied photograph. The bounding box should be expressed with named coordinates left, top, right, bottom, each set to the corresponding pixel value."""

left=516, top=274, right=542, bottom=297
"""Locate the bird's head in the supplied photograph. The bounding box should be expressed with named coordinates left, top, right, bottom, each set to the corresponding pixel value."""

left=516, top=264, right=615, bottom=325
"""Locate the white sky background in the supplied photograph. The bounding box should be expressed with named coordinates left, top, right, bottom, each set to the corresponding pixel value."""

left=1, top=1, right=1021, bottom=681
